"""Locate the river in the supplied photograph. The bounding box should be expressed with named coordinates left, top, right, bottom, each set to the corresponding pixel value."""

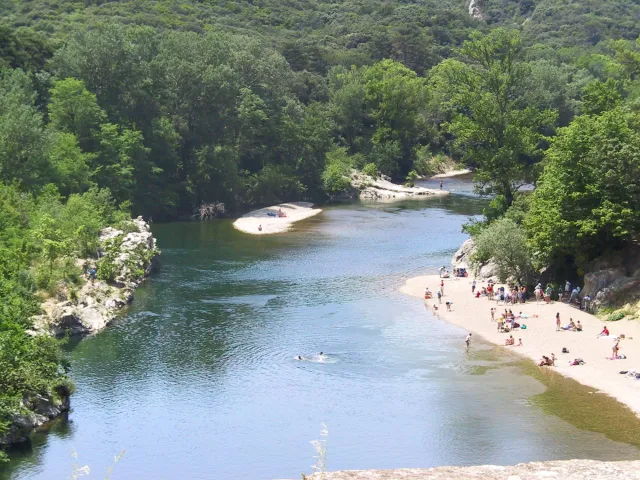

left=3, top=178, right=640, bottom=479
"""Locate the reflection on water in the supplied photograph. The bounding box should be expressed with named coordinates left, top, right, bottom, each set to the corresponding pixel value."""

left=3, top=196, right=640, bottom=480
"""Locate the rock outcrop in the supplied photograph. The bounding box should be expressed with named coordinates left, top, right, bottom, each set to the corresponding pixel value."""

left=293, top=460, right=640, bottom=480
left=581, top=244, right=640, bottom=310
left=468, top=0, right=483, bottom=19
left=0, top=391, right=70, bottom=445
left=31, top=216, right=160, bottom=337
left=351, top=172, right=447, bottom=201
left=451, top=238, right=498, bottom=280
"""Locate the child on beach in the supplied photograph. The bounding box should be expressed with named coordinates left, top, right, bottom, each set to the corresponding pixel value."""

left=555, top=312, right=561, bottom=331
left=517, top=338, right=523, bottom=347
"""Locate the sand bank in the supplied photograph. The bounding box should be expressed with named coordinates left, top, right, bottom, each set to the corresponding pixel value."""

left=400, top=274, right=640, bottom=417
left=430, top=168, right=472, bottom=179
left=233, top=202, right=322, bottom=235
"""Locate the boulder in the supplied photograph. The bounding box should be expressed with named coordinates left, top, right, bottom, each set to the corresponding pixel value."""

left=452, top=238, right=475, bottom=269
left=0, top=393, right=70, bottom=445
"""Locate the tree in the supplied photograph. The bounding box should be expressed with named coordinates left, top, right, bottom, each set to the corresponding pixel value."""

left=430, top=29, right=556, bottom=209
left=474, top=217, right=533, bottom=284
left=524, top=108, right=640, bottom=267
left=48, top=78, right=106, bottom=152
left=363, top=60, right=429, bottom=178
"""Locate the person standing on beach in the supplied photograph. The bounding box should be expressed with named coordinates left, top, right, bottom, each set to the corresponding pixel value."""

left=471, top=280, right=476, bottom=294
left=465, top=333, right=471, bottom=347
left=440, top=280, right=444, bottom=295
left=437, top=290, right=442, bottom=304
left=490, top=308, right=495, bottom=322
left=555, top=312, right=561, bottom=331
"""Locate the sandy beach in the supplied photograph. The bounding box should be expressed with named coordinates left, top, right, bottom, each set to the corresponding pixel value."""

left=430, top=169, right=472, bottom=179
left=233, top=202, right=322, bottom=235
left=400, top=274, right=640, bottom=417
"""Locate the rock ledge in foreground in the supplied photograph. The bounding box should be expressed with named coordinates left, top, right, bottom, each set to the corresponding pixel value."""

left=292, top=459, right=640, bottom=480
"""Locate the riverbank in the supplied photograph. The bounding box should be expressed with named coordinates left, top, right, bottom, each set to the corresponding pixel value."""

left=233, top=202, right=323, bottom=235
left=400, top=274, right=640, bottom=417
left=430, top=168, right=472, bottom=179
left=293, top=460, right=640, bottom=479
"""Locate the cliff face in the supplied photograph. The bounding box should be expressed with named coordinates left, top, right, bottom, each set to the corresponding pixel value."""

left=294, top=460, right=640, bottom=480
left=31, top=217, right=160, bottom=337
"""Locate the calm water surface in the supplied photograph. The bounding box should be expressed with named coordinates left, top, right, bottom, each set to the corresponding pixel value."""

left=3, top=185, right=640, bottom=479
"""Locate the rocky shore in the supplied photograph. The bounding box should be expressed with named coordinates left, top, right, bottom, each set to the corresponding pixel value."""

left=30, top=216, right=160, bottom=336
left=1, top=217, right=159, bottom=447
left=351, top=172, right=447, bottom=201
left=294, top=460, right=640, bottom=480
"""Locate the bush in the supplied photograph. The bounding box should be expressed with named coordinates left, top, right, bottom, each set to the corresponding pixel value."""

left=97, top=257, right=118, bottom=283
left=473, top=217, right=534, bottom=283
left=606, top=311, right=626, bottom=322
left=322, top=147, right=353, bottom=194
left=362, top=163, right=378, bottom=178
left=404, top=170, right=419, bottom=187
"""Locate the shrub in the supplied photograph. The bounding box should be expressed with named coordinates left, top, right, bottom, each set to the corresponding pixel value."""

left=606, top=311, right=626, bottom=322
left=404, top=170, right=419, bottom=187
left=362, top=163, right=378, bottom=178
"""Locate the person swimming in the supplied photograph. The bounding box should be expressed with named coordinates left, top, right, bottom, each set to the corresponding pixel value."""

left=297, top=356, right=303, bottom=360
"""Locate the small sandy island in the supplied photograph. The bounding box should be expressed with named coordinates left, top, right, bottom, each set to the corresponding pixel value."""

left=430, top=168, right=472, bottom=179
left=233, top=202, right=322, bottom=235
left=401, top=274, right=640, bottom=417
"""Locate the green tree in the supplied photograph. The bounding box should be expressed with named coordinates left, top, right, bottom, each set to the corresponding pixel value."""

left=48, top=78, right=106, bottom=152
left=431, top=29, right=556, bottom=209
left=524, top=108, right=640, bottom=266
left=474, top=217, right=533, bottom=283
left=363, top=59, right=429, bottom=178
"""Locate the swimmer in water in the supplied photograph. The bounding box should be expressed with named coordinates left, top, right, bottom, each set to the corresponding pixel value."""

left=297, top=356, right=303, bottom=360
left=319, top=352, right=323, bottom=356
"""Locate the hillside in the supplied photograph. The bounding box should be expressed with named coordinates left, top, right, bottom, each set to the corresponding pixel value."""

left=481, top=0, right=640, bottom=48
left=0, top=0, right=481, bottom=75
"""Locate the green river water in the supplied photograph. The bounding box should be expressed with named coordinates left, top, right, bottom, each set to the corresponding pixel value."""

left=2, top=177, right=640, bottom=479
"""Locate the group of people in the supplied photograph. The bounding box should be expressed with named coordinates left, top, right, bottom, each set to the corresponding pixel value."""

left=257, top=207, right=288, bottom=232
left=538, top=354, right=556, bottom=367
left=555, top=313, right=583, bottom=332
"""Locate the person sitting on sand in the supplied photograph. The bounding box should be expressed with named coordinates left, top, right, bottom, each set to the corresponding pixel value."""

left=432, top=304, right=438, bottom=312
left=517, top=338, right=523, bottom=347
left=505, top=335, right=515, bottom=346
left=538, top=355, right=550, bottom=367
left=597, top=326, right=609, bottom=337
left=424, top=287, right=432, bottom=299
left=576, top=320, right=583, bottom=332
left=562, top=318, right=576, bottom=331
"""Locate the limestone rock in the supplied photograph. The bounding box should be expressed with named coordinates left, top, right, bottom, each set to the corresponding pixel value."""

left=0, top=393, right=70, bottom=445
left=31, top=217, right=159, bottom=337
left=351, top=171, right=446, bottom=201
left=450, top=238, right=498, bottom=280
left=293, top=460, right=640, bottom=480
left=452, top=238, right=475, bottom=269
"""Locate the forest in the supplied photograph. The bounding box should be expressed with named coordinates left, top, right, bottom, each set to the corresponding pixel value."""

left=2, top=0, right=640, bottom=458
